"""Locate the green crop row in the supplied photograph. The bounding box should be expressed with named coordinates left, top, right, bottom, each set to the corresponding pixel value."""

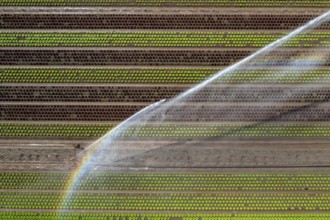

left=116, top=123, right=330, bottom=138
left=0, top=68, right=213, bottom=84
left=2, top=191, right=330, bottom=211
left=1, top=0, right=329, bottom=7
left=1, top=173, right=330, bottom=191
left=1, top=68, right=330, bottom=84
left=1, top=32, right=329, bottom=48
left=1, top=212, right=330, bottom=220
left=3, top=123, right=330, bottom=138
left=0, top=123, right=114, bottom=138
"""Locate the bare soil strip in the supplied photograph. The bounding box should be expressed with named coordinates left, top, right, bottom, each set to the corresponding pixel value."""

left=1, top=47, right=329, bottom=51
left=0, top=102, right=327, bottom=107
left=0, top=65, right=328, bottom=70
left=4, top=120, right=330, bottom=125
left=1, top=13, right=328, bottom=30
left=2, top=29, right=330, bottom=33
left=3, top=166, right=330, bottom=174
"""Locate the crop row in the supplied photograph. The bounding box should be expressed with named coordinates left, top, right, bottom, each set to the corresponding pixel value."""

left=1, top=14, right=329, bottom=30
left=4, top=86, right=330, bottom=103
left=1, top=0, right=329, bottom=7
left=1, top=173, right=330, bottom=191
left=1, top=68, right=330, bottom=84
left=0, top=123, right=113, bottom=138
left=119, top=123, right=330, bottom=138
left=2, top=212, right=330, bottom=220
left=2, top=104, right=330, bottom=122
left=1, top=32, right=329, bottom=48
left=2, top=192, right=330, bottom=211
left=1, top=49, right=329, bottom=66
left=3, top=123, right=330, bottom=138
left=0, top=68, right=214, bottom=83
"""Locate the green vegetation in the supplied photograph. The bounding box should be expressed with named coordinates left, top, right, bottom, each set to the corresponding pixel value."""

left=0, top=68, right=214, bottom=84
left=0, top=123, right=114, bottom=138
left=119, top=123, right=330, bottom=138
left=1, top=212, right=330, bottom=220
left=217, top=69, right=330, bottom=84
left=3, top=123, right=330, bottom=138
left=2, top=68, right=330, bottom=84
left=1, top=173, right=330, bottom=217
left=1, top=173, right=330, bottom=191
left=1, top=32, right=329, bottom=48
left=1, top=191, right=330, bottom=211
left=1, top=0, right=329, bottom=7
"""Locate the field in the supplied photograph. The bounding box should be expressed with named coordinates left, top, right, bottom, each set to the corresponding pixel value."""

left=1, top=0, right=330, bottom=219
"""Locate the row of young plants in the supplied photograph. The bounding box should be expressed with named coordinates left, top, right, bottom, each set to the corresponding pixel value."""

left=1, top=212, right=330, bottom=220
left=1, top=191, right=330, bottom=211
left=1, top=68, right=330, bottom=84
left=0, top=123, right=114, bottom=138
left=1, top=32, right=329, bottom=48
left=3, top=123, right=330, bottom=138
left=1, top=173, right=330, bottom=191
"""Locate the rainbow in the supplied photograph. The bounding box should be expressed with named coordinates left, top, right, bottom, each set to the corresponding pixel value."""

left=59, top=99, right=166, bottom=213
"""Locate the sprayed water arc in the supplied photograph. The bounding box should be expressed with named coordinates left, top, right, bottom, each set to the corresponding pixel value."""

left=81, top=10, right=330, bottom=163
left=60, top=10, right=330, bottom=213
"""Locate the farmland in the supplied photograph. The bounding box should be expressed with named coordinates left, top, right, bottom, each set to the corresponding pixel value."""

left=1, top=1, right=330, bottom=219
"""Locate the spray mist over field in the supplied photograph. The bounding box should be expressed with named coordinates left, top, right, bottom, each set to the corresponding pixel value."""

left=61, top=11, right=330, bottom=208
